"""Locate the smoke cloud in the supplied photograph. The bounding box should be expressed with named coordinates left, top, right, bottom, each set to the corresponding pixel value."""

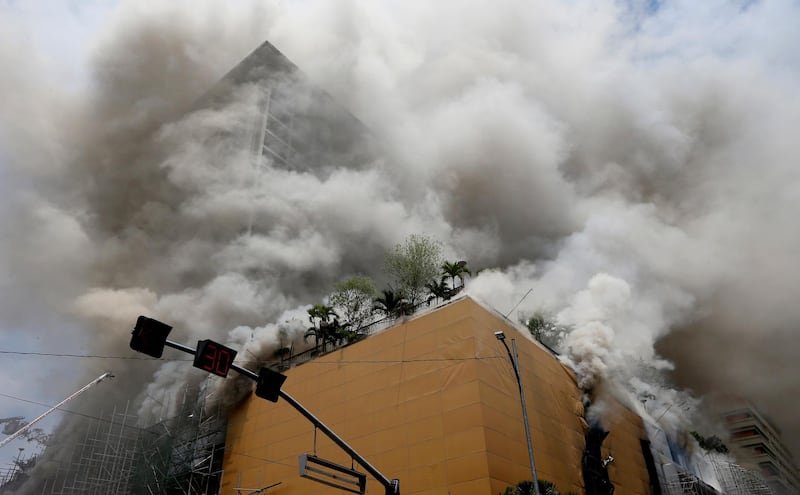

left=0, top=417, right=50, bottom=446
left=2, top=0, right=800, bottom=487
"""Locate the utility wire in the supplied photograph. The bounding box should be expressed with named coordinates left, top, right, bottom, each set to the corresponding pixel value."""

left=0, top=350, right=172, bottom=360
left=505, top=287, right=533, bottom=317
left=0, top=349, right=507, bottom=364
left=0, top=391, right=156, bottom=435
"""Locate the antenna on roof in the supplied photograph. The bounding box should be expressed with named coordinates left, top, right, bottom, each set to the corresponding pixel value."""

left=505, top=288, right=533, bottom=318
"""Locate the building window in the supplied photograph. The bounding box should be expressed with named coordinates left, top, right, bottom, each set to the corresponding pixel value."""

left=732, top=426, right=763, bottom=439
left=759, top=462, right=779, bottom=477
left=746, top=443, right=775, bottom=458
left=725, top=412, right=753, bottom=423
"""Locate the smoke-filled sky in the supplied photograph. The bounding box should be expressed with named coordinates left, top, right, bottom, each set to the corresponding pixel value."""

left=1, top=0, right=799, bottom=479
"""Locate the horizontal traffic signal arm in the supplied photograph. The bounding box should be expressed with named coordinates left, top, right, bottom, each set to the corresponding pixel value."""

left=129, top=316, right=400, bottom=495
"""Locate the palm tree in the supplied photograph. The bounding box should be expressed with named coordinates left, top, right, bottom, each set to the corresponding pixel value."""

left=329, top=318, right=361, bottom=345
left=425, top=277, right=450, bottom=304
left=308, top=304, right=337, bottom=325
left=305, top=304, right=338, bottom=353
left=304, top=327, right=324, bottom=354
left=441, top=260, right=471, bottom=290
left=273, top=325, right=293, bottom=362
left=373, top=289, right=408, bottom=318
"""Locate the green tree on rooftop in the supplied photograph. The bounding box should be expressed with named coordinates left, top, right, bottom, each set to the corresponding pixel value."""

left=441, top=260, right=471, bottom=290
left=305, top=304, right=338, bottom=353
left=329, top=275, right=378, bottom=336
left=384, top=234, right=443, bottom=305
left=373, top=288, right=409, bottom=318
left=523, top=312, right=568, bottom=350
left=425, top=277, right=451, bottom=304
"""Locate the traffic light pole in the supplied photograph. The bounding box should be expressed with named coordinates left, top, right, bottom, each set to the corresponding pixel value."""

left=161, top=338, right=400, bottom=495
left=279, top=391, right=399, bottom=495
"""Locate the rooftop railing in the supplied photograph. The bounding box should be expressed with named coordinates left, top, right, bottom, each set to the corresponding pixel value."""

left=258, top=287, right=465, bottom=371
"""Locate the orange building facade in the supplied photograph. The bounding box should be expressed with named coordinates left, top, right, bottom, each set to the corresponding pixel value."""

left=221, top=297, right=654, bottom=495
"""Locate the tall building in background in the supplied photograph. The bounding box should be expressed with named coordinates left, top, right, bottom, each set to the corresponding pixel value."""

left=721, top=403, right=800, bottom=495
left=5, top=39, right=377, bottom=495
left=198, top=40, right=375, bottom=176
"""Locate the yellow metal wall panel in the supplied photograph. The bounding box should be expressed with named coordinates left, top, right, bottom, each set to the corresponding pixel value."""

left=441, top=380, right=482, bottom=411
left=372, top=447, right=410, bottom=473
left=400, top=331, right=443, bottom=359
left=398, top=394, right=442, bottom=422
left=486, top=452, right=530, bottom=487
left=439, top=360, right=479, bottom=389
left=221, top=297, right=655, bottom=495
left=481, top=402, right=531, bottom=440
left=408, top=437, right=447, bottom=467
left=397, top=359, right=449, bottom=380
left=445, top=451, right=491, bottom=484
left=444, top=425, right=486, bottom=457
left=405, top=462, right=448, bottom=494
left=447, top=477, right=493, bottom=494
left=398, top=372, right=443, bottom=403
left=442, top=402, right=485, bottom=436
left=483, top=428, right=530, bottom=464
left=401, top=414, right=445, bottom=443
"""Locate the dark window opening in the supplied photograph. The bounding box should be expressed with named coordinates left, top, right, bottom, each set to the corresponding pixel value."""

left=640, top=439, right=662, bottom=495
left=583, top=425, right=614, bottom=495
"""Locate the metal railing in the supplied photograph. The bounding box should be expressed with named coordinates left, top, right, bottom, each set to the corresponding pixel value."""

left=262, top=287, right=466, bottom=371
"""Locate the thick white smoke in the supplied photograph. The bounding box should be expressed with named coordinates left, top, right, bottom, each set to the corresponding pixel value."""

left=2, top=2, right=800, bottom=485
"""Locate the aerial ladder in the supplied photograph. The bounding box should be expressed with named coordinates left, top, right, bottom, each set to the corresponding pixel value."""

left=0, top=372, right=113, bottom=449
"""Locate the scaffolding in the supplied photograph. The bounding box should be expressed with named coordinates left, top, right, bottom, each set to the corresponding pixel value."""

left=712, top=460, right=774, bottom=495
left=665, top=470, right=723, bottom=495
left=131, top=383, right=226, bottom=495
left=28, top=382, right=226, bottom=495
left=0, top=449, right=35, bottom=493
left=40, top=402, right=140, bottom=495
left=662, top=460, right=774, bottom=495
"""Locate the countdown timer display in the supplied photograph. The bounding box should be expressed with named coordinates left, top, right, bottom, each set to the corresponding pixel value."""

left=193, top=339, right=237, bottom=378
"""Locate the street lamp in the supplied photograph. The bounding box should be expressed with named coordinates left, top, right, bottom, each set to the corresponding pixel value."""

left=494, top=331, right=540, bottom=495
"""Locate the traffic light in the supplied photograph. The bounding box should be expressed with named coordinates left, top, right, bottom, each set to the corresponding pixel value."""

left=193, top=339, right=237, bottom=378
left=255, top=367, right=287, bottom=402
left=130, top=316, right=172, bottom=358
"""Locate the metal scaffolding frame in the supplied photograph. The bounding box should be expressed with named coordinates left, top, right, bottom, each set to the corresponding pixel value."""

left=712, top=460, right=774, bottom=495
left=662, top=459, right=774, bottom=495
left=0, top=448, right=34, bottom=493
left=131, top=382, right=227, bottom=495
left=664, top=470, right=721, bottom=495
left=45, top=402, right=140, bottom=495
left=30, top=382, right=226, bottom=495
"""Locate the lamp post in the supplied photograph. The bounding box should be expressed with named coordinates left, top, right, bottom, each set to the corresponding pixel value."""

left=495, top=331, right=539, bottom=495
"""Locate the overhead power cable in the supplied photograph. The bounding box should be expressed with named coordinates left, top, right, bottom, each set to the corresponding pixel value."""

left=0, top=391, right=156, bottom=435
left=0, top=349, right=507, bottom=364
left=0, top=350, right=170, bottom=360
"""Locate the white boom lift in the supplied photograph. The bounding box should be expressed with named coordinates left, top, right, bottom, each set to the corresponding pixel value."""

left=0, top=372, right=113, bottom=450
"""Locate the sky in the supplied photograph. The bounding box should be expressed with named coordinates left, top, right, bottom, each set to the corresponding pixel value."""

left=0, top=0, right=119, bottom=471
left=1, top=0, right=799, bottom=486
